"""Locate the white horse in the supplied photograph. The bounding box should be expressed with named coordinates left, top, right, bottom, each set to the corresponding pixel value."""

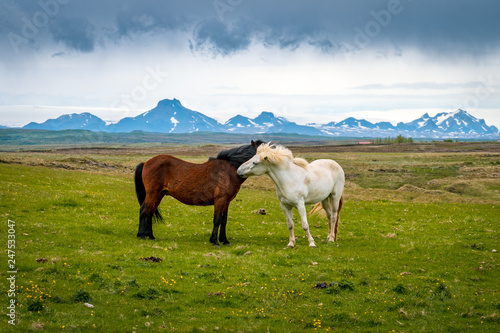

left=237, top=143, right=345, bottom=248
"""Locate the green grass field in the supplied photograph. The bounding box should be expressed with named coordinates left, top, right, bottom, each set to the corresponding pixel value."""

left=1, top=143, right=499, bottom=332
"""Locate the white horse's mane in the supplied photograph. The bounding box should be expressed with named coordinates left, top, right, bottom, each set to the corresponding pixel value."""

left=257, top=143, right=308, bottom=169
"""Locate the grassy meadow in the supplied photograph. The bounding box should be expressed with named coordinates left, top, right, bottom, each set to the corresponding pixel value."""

left=0, top=142, right=499, bottom=332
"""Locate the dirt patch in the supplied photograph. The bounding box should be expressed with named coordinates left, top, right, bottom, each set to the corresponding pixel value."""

left=140, top=256, right=162, bottom=262
left=254, top=208, right=266, bottom=215
left=444, top=180, right=489, bottom=197
left=0, top=155, right=126, bottom=172
left=344, top=181, right=361, bottom=189
left=56, top=157, right=119, bottom=169
left=397, top=184, right=446, bottom=195
left=445, top=182, right=470, bottom=195
left=460, top=165, right=500, bottom=179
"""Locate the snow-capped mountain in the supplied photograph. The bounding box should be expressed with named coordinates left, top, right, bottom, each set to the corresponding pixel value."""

left=312, top=117, right=397, bottom=136
left=392, top=109, right=498, bottom=136
left=107, top=99, right=224, bottom=133
left=433, top=109, right=496, bottom=134
left=24, top=112, right=107, bottom=131
left=14, top=99, right=500, bottom=138
left=310, top=109, right=499, bottom=138
left=336, top=117, right=378, bottom=129
left=225, top=111, right=322, bottom=136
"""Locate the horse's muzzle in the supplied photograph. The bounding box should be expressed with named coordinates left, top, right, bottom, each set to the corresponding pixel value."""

left=236, top=168, right=248, bottom=178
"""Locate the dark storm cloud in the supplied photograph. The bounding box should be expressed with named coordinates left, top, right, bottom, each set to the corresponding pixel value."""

left=114, top=1, right=199, bottom=37
left=0, top=0, right=101, bottom=54
left=1, top=0, right=499, bottom=57
left=191, top=0, right=500, bottom=57
left=372, top=0, right=500, bottom=55
left=192, top=19, right=253, bottom=55
left=199, top=0, right=500, bottom=57
left=49, top=17, right=96, bottom=53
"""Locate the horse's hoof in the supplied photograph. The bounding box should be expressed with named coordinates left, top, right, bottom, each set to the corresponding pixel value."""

left=212, top=243, right=221, bottom=247
left=309, top=243, right=317, bottom=248
left=223, top=242, right=231, bottom=246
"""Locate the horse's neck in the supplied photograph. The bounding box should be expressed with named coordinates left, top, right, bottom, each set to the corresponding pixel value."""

left=267, top=161, right=303, bottom=195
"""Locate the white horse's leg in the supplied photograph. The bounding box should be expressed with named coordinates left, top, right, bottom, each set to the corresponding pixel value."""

left=297, top=202, right=316, bottom=248
left=280, top=203, right=295, bottom=248
left=321, top=197, right=335, bottom=242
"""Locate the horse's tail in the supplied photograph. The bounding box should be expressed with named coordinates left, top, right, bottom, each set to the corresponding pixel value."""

left=135, top=163, right=146, bottom=205
left=135, top=162, right=163, bottom=223
left=310, top=202, right=326, bottom=218
left=336, top=195, right=344, bottom=225
left=309, top=195, right=344, bottom=219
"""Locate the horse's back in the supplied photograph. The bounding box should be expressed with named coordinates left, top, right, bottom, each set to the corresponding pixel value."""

left=309, top=159, right=345, bottom=193
left=310, top=159, right=344, bottom=177
left=142, top=154, right=205, bottom=189
left=144, top=154, right=185, bottom=167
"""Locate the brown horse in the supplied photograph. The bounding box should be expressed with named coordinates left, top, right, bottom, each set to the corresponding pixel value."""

left=134, top=140, right=264, bottom=245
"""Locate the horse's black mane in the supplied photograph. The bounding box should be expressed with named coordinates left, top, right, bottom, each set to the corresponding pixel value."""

left=215, top=140, right=265, bottom=168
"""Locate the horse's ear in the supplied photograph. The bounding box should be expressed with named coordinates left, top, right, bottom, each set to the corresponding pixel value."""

left=251, top=140, right=256, bottom=147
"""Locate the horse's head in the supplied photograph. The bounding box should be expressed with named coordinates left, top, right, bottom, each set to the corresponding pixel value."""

left=215, top=140, right=266, bottom=169
left=238, top=143, right=307, bottom=178
left=237, top=142, right=277, bottom=177
left=237, top=153, right=269, bottom=178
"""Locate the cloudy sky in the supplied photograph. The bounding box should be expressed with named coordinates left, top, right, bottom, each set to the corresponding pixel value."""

left=1, top=0, right=499, bottom=128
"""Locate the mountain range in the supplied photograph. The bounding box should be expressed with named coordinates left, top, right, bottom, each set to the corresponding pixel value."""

left=20, top=99, right=500, bottom=139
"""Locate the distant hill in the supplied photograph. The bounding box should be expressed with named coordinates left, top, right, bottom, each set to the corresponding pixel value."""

left=0, top=128, right=349, bottom=147
left=15, top=99, right=500, bottom=139
left=24, top=112, right=107, bottom=131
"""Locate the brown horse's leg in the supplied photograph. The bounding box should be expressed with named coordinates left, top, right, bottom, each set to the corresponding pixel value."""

left=138, top=209, right=152, bottom=239
left=218, top=211, right=230, bottom=245
left=210, top=200, right=230, bottom=246
left=209, top=212, right=220, bottom=246
left=209, top=211, right=225, bottom=246
left=138, top=191, right=164, bottom=240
